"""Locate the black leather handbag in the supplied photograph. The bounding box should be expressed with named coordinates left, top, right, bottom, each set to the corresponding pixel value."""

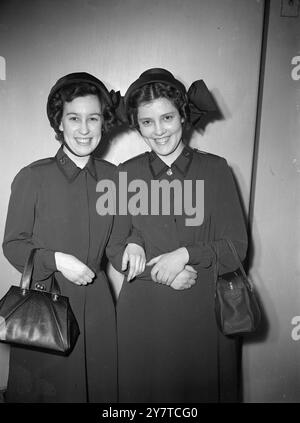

left=0, top=248, right=80, bottom=354
left=214, top=239, right=261, bottom=336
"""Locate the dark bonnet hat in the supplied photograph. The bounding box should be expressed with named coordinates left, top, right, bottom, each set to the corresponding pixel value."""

left=123, top=68, right=187, bottom=109
left=46, top=72, right=112, bottom=125
left=111, top=68, right=220, bottom=131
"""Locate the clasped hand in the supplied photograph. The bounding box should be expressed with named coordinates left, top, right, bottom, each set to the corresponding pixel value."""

left=55, top=252, right=95, bottom=285
left=121, top=245, right=197, bottom=290
left=147, top=248, right=197, bottom=290
left=147, top=247, right=189, bottom=285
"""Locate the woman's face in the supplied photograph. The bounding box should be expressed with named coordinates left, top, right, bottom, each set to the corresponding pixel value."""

left=59, top=94, right=102, bottom=157
left=137, top=97, right=184, bottom=161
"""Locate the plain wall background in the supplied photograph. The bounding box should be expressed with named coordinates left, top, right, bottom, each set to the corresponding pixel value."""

left=0, top=0, right=298, bottom=402
left=242, top=0, right=300, bottom=402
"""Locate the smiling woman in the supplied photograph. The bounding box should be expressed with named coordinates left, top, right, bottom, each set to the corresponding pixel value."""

left=59, top=95, right=103, bottom=163
left=137, top=97, right=184, bottom=166
left=106, top=68, right=248, bottom=403
left=2, top=72, right=119, bottom=403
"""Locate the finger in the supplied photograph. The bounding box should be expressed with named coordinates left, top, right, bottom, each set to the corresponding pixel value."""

left=160, top=272, right=169, bottom=285
left=127, top=256, right=136, bottom=282
left=165, top=275, right=173, bottom=286
left=83, top=267, right=94, bottom=279
left=147, top=255, right=162, bottom=266
left=84, top=276, right=93, bottom=284
left=138, top=259, right=143, bottom=275
left=135, top=256, right=141, bottom=277
left=138, top=256, right=145, bottom=274
left=156, top=270, right=166, bottom=284
left=151, top=266, right=159, bottom=283
left=185, top=265, right=197, bottom=273
left=154, top=270, right=162, bottom=283
left=122, top=252, right=129, bottom=271
left=130, top=255, right=139, bottom=280
left=137, top=255, right=145, bottom=274
left=127, top=257, right=134, bottom=281
left=130, top=256, right=140, bottom=280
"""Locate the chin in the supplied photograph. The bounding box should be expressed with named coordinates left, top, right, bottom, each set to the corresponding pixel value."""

left=159, top=147, right=175, bottom=155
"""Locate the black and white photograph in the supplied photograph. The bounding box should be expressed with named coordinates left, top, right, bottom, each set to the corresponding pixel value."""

left=0, top=0, right=299, bottom=410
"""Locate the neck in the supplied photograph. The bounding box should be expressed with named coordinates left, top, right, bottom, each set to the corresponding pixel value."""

left=62, top=146, right=90, bottom=169
left=157, top=141, right=184, bottom=167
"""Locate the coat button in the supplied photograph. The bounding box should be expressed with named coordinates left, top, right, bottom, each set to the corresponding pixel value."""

left=60, top=157, right=66, bottom=165
left=35, top=283, right=46, bottom=291
left=166, top=168, right=173, bottom=176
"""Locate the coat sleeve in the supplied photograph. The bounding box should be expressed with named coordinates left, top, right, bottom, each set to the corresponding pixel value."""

left=186, top=158, right=248, bottom=275
left=106, top=164, right=145, bottom=274
left=2, top=167, right=57, bottom=280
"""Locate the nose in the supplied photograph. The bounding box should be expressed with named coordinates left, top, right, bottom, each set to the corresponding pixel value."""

left=79, top=119, right=89, bottom=135
left=154, top=121, right=166, bottom=136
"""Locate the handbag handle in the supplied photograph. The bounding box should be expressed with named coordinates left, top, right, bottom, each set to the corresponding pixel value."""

left=213, top=239, right=252, bottom=287
left=20, top=248, right=61, bottom=295
left=224, top=238, right=248, bottom=281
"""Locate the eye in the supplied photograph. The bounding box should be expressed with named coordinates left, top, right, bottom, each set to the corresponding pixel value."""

left=140, top=120, right=152, bottom=127
left=163, top=114, right=174, bottom=121
left=69, top=116, right=79, bottom=122
left=89, top=116, right=101, bottom=122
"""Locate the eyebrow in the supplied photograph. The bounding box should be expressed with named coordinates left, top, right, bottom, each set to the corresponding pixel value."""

left=65, top=112, right=102, bottom=116
left=138, top=112, right=175, bottom=119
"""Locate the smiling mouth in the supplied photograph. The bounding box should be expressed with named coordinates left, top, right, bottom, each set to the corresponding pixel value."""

left=75, top=138, right=92, bottom=145
left=154, top=137, right=169, bottom=145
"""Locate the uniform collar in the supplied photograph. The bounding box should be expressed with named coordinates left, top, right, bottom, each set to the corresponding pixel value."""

left=148, top=144, right=193, bottom=178
left=56, top=147, right=98, bottom=182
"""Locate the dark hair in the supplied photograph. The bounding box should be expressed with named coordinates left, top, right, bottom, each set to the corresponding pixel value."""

left=47, top=82, right=116, bottom=143
left=127, top=82, right=189, bottom=128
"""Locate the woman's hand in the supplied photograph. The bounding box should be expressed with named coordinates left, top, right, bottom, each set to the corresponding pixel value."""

left=55, top=252, right=95, bottom=285
left=147, top=247, right=189, bottom=285
left=122, top=243, right=146, bottom=282
left=170, top=265, right=197, bottom=290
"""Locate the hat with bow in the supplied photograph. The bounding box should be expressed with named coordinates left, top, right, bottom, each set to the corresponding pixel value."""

left=111, top=68, right=221, bottom=131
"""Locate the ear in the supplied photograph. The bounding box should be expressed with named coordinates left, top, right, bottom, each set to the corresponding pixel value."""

left=59, top=122, right=63, bottom=131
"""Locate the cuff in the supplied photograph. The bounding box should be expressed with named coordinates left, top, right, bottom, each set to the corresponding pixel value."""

left=126, top=235, right=144, bottom=249
left=186, top=243, right=214, bottom=267
left=36, top=249, right=57, bottom=271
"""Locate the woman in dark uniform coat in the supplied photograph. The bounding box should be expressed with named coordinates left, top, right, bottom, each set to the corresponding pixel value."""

left=107, top=68, right=248, bottom=403
left=2, top=73, right=118, bottom=402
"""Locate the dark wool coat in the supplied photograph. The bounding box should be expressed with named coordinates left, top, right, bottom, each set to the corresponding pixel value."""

left=2, top=147, right=117, bottom=403
left=107, top=145, right=248, bottom=403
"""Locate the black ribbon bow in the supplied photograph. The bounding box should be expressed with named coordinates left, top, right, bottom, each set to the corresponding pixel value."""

left=187, top=80, right=221, bottom=131
left=110, top=89, right=127, bottom=124
left=110, top=80, right=221, bottom=131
